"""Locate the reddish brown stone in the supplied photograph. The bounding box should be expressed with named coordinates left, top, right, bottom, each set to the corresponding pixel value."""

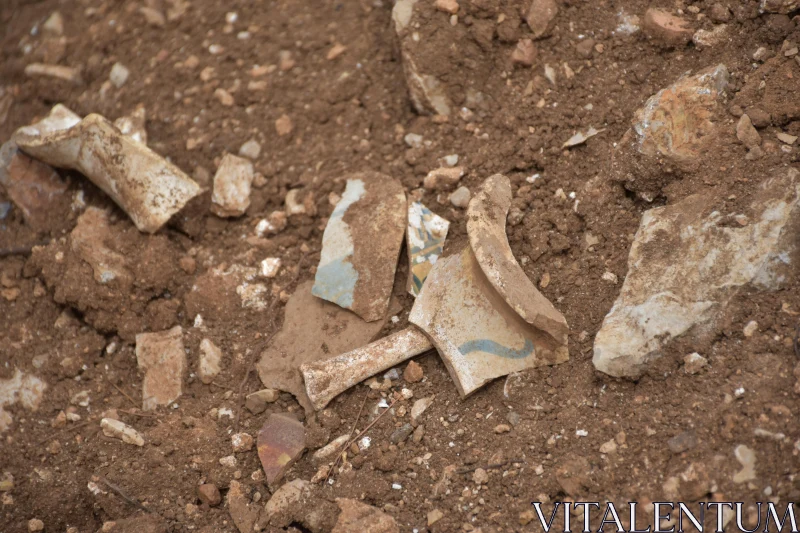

left=511, top=39, right=537, bottom=66
left=257, top=413, right=305, bottom=485
left=197, top=483, right=221, bottom=507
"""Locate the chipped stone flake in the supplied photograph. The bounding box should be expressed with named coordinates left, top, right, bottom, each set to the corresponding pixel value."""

left=407, top=202, right=449, bottom=297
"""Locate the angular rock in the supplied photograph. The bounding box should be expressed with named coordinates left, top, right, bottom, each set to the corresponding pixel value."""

left=692, top=24, right=729, bottom=48
left=449, top=186, right=470, bottom=208
left=390, top=423, right=414, bottom=444
left=227, top=480, right=260, bottom=533
left=525, top=0, right=559, bottom=39
left=332, top=498, right=399, bottom=533
left=211, top=154, right=254, bottom=218
left=135, top=326, right=186, bottom=410
left=0, top=369, right=46, bottom=433
left=257, top=413, right=305, bottom=485
left=512, top=39, right=538, bottom=66
left=198, top=338, right=222, bottom=384
left=643, top=8, right=693, bottom=47
left=683, top=352, right=707, bottom=374
left=736, top=114, right=761, bottom=148
left=611, top=64, right=729, bottom=199
left=231, top=432, right=254, bottom=452
left=312, top=172, right=406, bottom=322
left=411, top=396, right=434, bottom=423
left=264, top=479, right=312, bottom=524
left=70, top=207, right=132, bottom=287
left=0, top=141, right=68, bottom=230
left=393, top=0, right=452, bottom=116
left=403, top=360, right=424, bottom=383
left=594, top=168, right=800, bottom=378
left=733, top=444, right=756, bottom=483
left=197, top=483, right=221, bottom=507
left=257, top=280, right=387, bottom=411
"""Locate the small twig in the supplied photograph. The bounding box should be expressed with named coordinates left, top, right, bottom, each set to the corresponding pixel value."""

left=37, top=419, right=94, bottom=445
left=793, top=322, right=799, bottom=358
left=100, top=477, right=149, bottom=512
left=457, top=458, right=526, bottom=475
left=324, top=397, right=399, bottom=485
left=324, top=391, right=369, bottom=485
left=234, top=253, right=307, bottom=432
left=107, top=377, right=138, bottom=408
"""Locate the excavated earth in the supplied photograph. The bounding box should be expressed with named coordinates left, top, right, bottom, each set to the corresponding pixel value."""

left=1, top=0, right=800, bottom=532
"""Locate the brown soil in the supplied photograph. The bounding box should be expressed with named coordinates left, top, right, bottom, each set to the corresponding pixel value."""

left=1, top=0, right=799, bottom=532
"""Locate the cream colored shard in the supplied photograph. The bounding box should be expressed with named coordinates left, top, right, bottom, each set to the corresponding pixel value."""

left=14, top=105, right=202, bottom=233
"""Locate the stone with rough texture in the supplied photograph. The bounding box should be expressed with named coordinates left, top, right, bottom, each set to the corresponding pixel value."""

left=0, top=369, right=46, bottom=433
left=101, top=418, right=145, bottom=446
left=643, top=8, right=693, bottom=47
left=211, top=154, right=254, bottom=218
left=332, top=498, right=399, bottom=533
left=257, top=413, right=306, bottom=485
left=423, top=167, right=464, bottom=190
left=393, top=0, right=452, bottom=116
left=612, top=64, right=729, bottom=199
left=733, top=445, right=756, bottom=483
left=198, top=338, right=222, bottom=384
left=403, top=360, right=424, bottom=383
left=227, top=480, right=261, bottom=533
left=525, top=0, right=558, bottom=39
left=594, top=168, right=800, bottom=378
left=135, top=326, right=186, bottom=410
left=264, top=479, right=312, bottom=523
left=411, top=396, right=434, bottom=422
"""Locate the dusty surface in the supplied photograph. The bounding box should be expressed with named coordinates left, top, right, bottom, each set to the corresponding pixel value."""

left=1, top=0, right=800, bottom=532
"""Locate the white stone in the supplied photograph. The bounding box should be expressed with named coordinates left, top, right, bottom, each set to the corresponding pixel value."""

left=593, top=169, right=800, bottom=378
left=211, top=154, right=254, bottom=218
left=109, top=63, right=130, bottom=88
left=410, top=396, right=434, bottom=422
left=404, top=133, right=424, bottom=148
left=238, top=139, right=261, bottom=160
left=743, top=320, right=759, bottom=337
left=260, top=257, right=282, bottom=278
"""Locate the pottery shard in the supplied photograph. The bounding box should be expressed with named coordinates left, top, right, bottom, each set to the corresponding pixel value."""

left=593, top=168, right=800, bottom=378
left=135, top=326, right=186, bottom=410
left=257, top=413, right=306, bottom=485
left=643, top=8, right=693, bottom=48
left=0, top=141, right=67, bottom=230
left=525, top=0, right=558, bottom=39
left=211, top=153, right=254, bottom=218
left=312, top=172, right=406, bottom=322
left=612, top=64, right=729, bottom=199
left=256, top=280, right=387, bottom=411
left=332, top=498, right=399, bottom=533
left=393, top=0, right=452, bottom=116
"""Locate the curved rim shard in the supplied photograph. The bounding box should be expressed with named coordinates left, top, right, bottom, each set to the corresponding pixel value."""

left=466, top=173, right=569, bottom=344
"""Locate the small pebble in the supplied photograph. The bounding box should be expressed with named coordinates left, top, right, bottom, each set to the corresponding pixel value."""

left=403, top=361, right=424, bottom=383
left=239, top=139, right=261, bottom=160
left=743, top=320, right=758, bottom=337
left=449, top=186, right=471, bottom=208
left=197, top=483, right=222, bottom=507
left=494, top=424, right=511, bottom=434
left=109, top=62, right=130, bottom=88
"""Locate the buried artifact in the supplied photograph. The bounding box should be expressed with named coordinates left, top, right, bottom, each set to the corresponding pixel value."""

left=301, top=174, right=569, bottom=410
left=13, top=104, right=202, bottom=233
